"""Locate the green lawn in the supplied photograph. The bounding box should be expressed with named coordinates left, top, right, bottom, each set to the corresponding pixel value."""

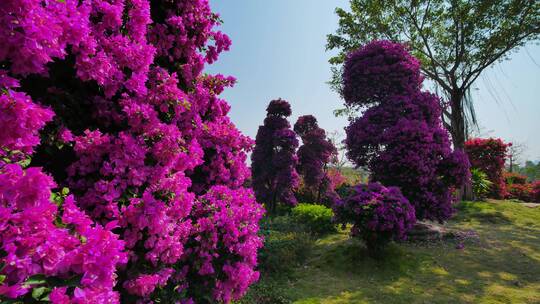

left=246, top=200, right=540, bottom=304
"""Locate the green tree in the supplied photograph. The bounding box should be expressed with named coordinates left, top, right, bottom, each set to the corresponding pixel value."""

left=327, top=0, right=540, bottom=148
left=516, top=160, right=540, bottom=181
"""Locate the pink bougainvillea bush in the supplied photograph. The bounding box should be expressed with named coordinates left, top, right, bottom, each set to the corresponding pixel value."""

left=0, top=1, right=263, bottom=303
left=333, top=182, right=416, bottom=257
left=342, top=40, right=469, bottom=222
left=465, top=138, right=510, bottom=199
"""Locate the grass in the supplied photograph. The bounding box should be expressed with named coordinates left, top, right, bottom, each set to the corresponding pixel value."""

left=244, top=200, right=540, bottom=304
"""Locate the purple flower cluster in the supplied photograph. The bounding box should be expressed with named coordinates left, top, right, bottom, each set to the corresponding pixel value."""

left=252, top=99, right=300, bottom=213
left=343, top=41, right=470, bottom=222
left=1, top=1, right=263, bottom=303
left=333, top=183, right=416, bottom=255
left=342, top=40, right=423, bottom=107
left=294, top=115, right=337, bottom=202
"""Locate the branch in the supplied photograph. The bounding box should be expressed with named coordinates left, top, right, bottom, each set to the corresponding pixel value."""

left=462, top=4, right=537, bottom=89
left=404, top=4, right=453, bottom=86
left=463, top=31, right=537, bottom=90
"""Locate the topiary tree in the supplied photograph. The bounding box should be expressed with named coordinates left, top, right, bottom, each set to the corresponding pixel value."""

left=343, top=40, right=470, bottom=222
left=252, top=99, right=299, bottom=214
left=0, top=1, right=263, bottom=303
left=294, top=115, right=337, bottom=203
left=465, top=138, right=510, bottom=199
left=333, top=182, right=416, bottom=257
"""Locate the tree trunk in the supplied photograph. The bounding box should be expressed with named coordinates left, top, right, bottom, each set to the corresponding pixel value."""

left=449, top=92, right=466, bottom=150
left=448, top=91, right=473, bottom=201
left=509, top=155, right=514, bottom=173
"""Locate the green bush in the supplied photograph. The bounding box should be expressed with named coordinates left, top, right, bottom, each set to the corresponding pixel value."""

left=471, top=168, right=493, bottom=201
left=258, top=228, right=312, bottom=275
left=236, top=279, right=292, bottom=304
left=291, top=203, right=337, bottom=235
left=259, top=215, right=306, bottom=234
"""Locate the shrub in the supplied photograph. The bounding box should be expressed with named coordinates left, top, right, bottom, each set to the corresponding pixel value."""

left=257, top=230, right=312, bottom=275
left=504, top=171, right=528, bottom=185
left=291, top=203, right=336, bottom=235
left=257, top=216, right=312, bottom=275
left=532, top=181, right=540, bottom=203
left=0, top=1, right=263, bottom=303
left=343, top=41, right=469, bottom=222
left=237, top=280, right=292, bottom=304
left=471, top=168, right=493, bottom=201
left=507, top=183, right=533, bottom=202
left=465, top=138, right=510, bottom=198
left=333, top=183, right=416, bottom=257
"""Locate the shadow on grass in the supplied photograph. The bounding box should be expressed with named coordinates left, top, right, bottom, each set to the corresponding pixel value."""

left=286, top=201, right=540, bottom=304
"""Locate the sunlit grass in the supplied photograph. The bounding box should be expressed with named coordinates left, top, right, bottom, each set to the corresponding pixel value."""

left=245, top=200, right=540, bottom=304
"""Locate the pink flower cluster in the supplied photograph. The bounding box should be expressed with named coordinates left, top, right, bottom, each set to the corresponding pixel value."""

left=0, top=77, right=54, bottom=159
left=1, top=0, right=262, bottom=303
left=187, top=186, right=264, bottom=303
left=0, top=164, right=127, bottom=302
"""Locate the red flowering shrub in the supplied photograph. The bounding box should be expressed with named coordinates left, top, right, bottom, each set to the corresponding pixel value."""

left=333, top=183, right=416, bottom=257
left=531, top=181, right=540, bottom=203
left=465, top=138, right=510, bottom=199
left=343, top=41, right=469, bottom=222
left=504, top=171, right=528, bottom=185
left=506, top=183, right=533, bottom=202
left=0, top=1, right=263, bottom=303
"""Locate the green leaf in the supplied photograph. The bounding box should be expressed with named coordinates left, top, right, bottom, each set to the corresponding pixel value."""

left=0, top=274, right=6, bottom=284
left=24, top=274, right=46, bottom=286
left=61, top=187, right=70, bottom=196
left=31, top=286, right=49, bottom=300
left=17, top=157, right=31, bottom=168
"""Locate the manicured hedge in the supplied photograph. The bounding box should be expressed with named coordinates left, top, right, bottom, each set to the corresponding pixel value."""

left=291, top=203, right=337, bottom=235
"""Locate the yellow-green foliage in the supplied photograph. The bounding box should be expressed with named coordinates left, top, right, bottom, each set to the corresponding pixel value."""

left=292, top=204, right=337, bottom=235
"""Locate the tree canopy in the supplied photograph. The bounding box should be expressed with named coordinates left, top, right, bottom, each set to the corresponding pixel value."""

left=327, top=0, right=540, bottom=148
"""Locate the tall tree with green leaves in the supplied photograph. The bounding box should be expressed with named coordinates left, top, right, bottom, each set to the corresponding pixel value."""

left=327, top=0, right=540, bottom=148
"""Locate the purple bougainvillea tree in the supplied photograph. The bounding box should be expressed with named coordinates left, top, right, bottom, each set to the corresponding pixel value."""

left=343, top=40, right=469, bottom=222
left=333, top=182, right=416, bottom=257
left=251, top=99, right=299, bottom=214
left=294, top=115, right=337, bottom=203
left=0, top=1, right=263, bottom=303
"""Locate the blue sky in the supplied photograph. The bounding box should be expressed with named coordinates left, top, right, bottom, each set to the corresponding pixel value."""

left=206, top=0, right=540, bottom=163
